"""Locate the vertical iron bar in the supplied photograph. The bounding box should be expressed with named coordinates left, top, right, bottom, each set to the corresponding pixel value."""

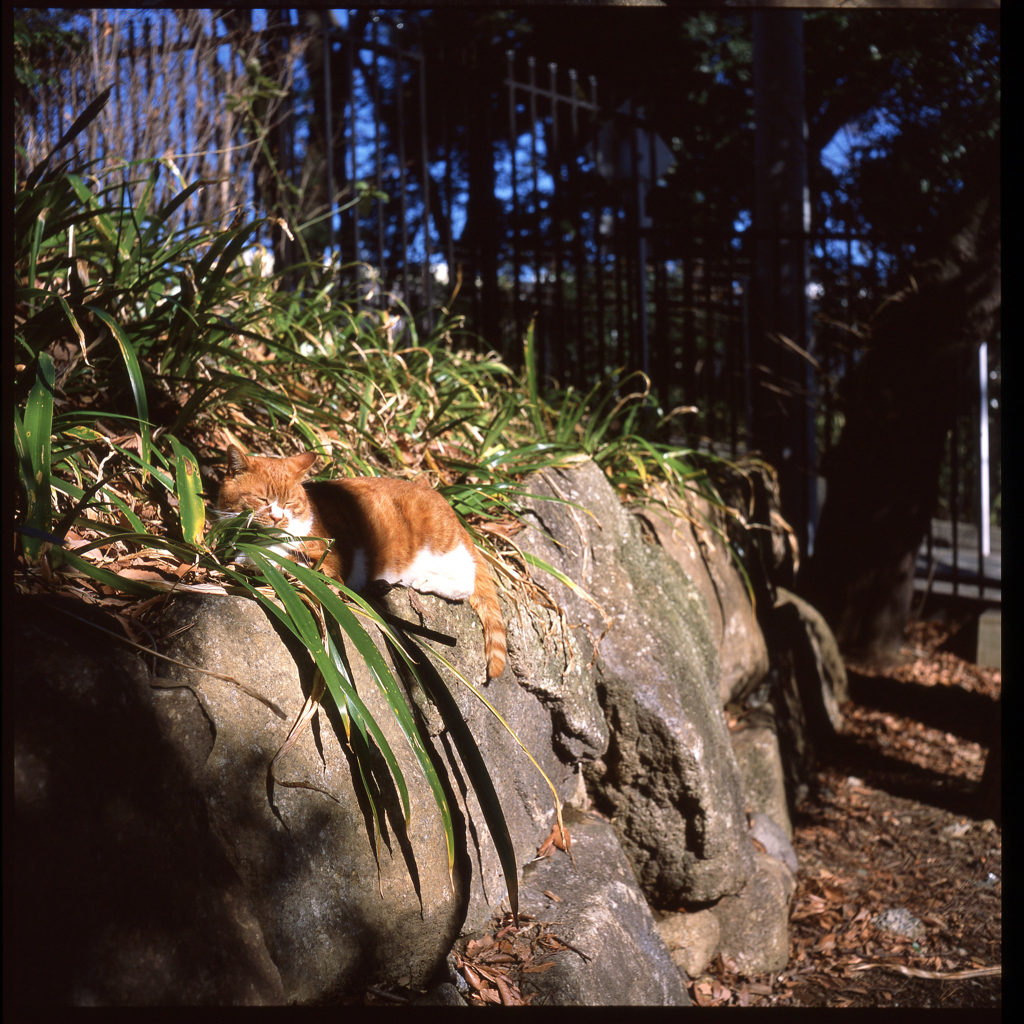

left=704, top=259, right=713, bottom=439
left=322, top=11, right=336, bottom=255
left=550, top=62, right=565, bottom=385
left=395, top=30, right=410, bottom=306
left=417, top=30, right=431, bottom=324
left=284, top=11, right=296, bottom=260
left=741, top=273, right=752, bottom=449
left=653, top=244, right=668, bottom=403
left=728, top=255, right=738, bottom=458
left=527, top=57, right=545, bottom=379
left=348, top=28, right=359, bottom=269
left=614, top=214, right=627, bottom=371
left=630, top=102, right=649, bottom=380
left=683, top=256, right=695, bottom=411
left=569, top=67, right=585, bottom=388
left=647, top=105, right=660, bottom=389
left=442, top=45, right=455, bottom=307
left=372, top=19, right=385, bottom=285
left=508, top=50, right=522, bottom=350
left=591, top=75, right=604, bottom=384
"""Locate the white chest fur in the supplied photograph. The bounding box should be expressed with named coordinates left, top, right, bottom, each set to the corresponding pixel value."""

left=379, top=541, right=477, bottom=601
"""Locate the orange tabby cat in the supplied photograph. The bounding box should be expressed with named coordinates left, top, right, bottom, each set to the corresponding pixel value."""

left=215, top=445, right=506, bottom=679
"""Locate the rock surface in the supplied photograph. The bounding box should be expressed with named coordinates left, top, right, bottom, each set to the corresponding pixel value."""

left=656, top=908, right=722, bottom=979
left=379, top=584, right=598, bottom=935
left=639, top=484, right=769, bottom=703
left=516, top=809, right=691, bottom=1006
left=731, top=708, right=794, bottom=840
left=155, top=591, right=462, bottom=1003
left=11, top=596, right=286, bottom=1006
left=518, top=461, right=755, bottom=904
left=712, top=850, right=796, bottom=975
left=12, top=459, right=807, bottom=1004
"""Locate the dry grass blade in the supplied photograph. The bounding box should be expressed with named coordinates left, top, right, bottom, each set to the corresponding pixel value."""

left=850, top=963, right=1001, bottom=981
left=271, top=673, right=327, bottom=770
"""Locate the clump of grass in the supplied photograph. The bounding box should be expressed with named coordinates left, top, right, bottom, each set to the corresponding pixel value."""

left=15, top=90, right=743, bottom=923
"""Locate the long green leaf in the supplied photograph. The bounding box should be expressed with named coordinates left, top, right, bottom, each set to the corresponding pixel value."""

left=26, top=86, right=112, bottom=189
left=65, top=175, right=118, bottom=260
left=199, top=221, right=262, bottom=307
left=142, top=177, right=212, bottom=252
left=284, top=561, right=455, bottom=873
left=112, top=163, right=160, bottom=272
left=522, top=318, right=546, bottom=437
left=16, top=353, right=55, bottom=560
left=53, top=294, right=88, bottom=361
left=167, top=434, right=206, bottom=548
left=388, top=625, right=519, bottom=926
left=84, top=305, right=152, bottom=474
left=236, top=548, right=412, bottom=827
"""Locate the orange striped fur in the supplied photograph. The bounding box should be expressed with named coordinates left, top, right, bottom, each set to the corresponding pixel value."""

left=215, top=446, right=506, bottom=679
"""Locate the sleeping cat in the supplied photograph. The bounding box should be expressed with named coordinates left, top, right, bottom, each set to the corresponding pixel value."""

left=215, top=445, right=506, bottom=679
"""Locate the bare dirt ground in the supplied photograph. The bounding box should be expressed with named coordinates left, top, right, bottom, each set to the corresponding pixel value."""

left=700, top=616, right=1002, bottom=1008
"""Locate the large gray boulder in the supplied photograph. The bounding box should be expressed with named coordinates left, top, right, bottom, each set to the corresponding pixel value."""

left=11, top=596, right=286, bottom=1006
left=378, top=583, right=604, bottom=935
left=154, top=591, right=462, bottom=1003
left=639, top=483, right=770, bottom=704
left=517, top=461, right=755, bottom=905
left=517, top=808, right=691, bottom=1005
left=12, top=459, right=791, bottom=1004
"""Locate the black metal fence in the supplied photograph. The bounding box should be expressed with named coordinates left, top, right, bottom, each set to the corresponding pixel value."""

left=18, top=9, right=998, bottom=590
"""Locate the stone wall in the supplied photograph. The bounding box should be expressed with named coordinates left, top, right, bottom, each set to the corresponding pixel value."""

left=12, top=460, right=806, bottom=1005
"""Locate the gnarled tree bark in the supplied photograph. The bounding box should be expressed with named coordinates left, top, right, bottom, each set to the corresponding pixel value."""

left=799, top=157, right=1000, bottom=660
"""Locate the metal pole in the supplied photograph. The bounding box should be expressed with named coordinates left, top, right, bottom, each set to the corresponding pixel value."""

left=507, top=50, right=522, bottom=348
left=978, top=340, right=989, bottom=600
left=395, top=28, right=410, bottom=306
left=417, top=27, right=431, bottom=322
left=372, top=19, right=385, bottom=283
left=630, top=102, right=649, bottom=380
left=321, top=12, right=336, bottom=255
left=348, top=31, right=359, bottom=264
left=979, top=340, right=990, bottom=557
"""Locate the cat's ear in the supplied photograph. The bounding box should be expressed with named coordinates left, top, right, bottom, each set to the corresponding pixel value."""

left=226, top=445, right=249, bottom=475
left=293, top=451, right=318, bottom=476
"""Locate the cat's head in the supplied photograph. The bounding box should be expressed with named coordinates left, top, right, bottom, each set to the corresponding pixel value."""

left=214, top=445, right=317, bottom=534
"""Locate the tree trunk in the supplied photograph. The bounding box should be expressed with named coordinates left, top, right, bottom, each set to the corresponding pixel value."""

left=798, top=175, right=1000, bottom=660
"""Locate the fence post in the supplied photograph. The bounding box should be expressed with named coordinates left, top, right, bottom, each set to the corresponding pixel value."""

left=978, top=340, right=990, bottom=558
left=321, top=12, right=336, bottom=256
left=752, top=9, right=818, bottom=558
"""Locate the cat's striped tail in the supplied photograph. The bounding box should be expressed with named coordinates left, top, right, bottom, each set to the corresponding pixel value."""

left=469, top=547, right=507, bottom=680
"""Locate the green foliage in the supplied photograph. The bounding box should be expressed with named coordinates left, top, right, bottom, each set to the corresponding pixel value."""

left=14, top=353, right=56, bottom=561
left=805, top=11, right=999, bottom=258
left=13, top=10, right=85, bottom=118
left=13, top=88, right=732, bottom=920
